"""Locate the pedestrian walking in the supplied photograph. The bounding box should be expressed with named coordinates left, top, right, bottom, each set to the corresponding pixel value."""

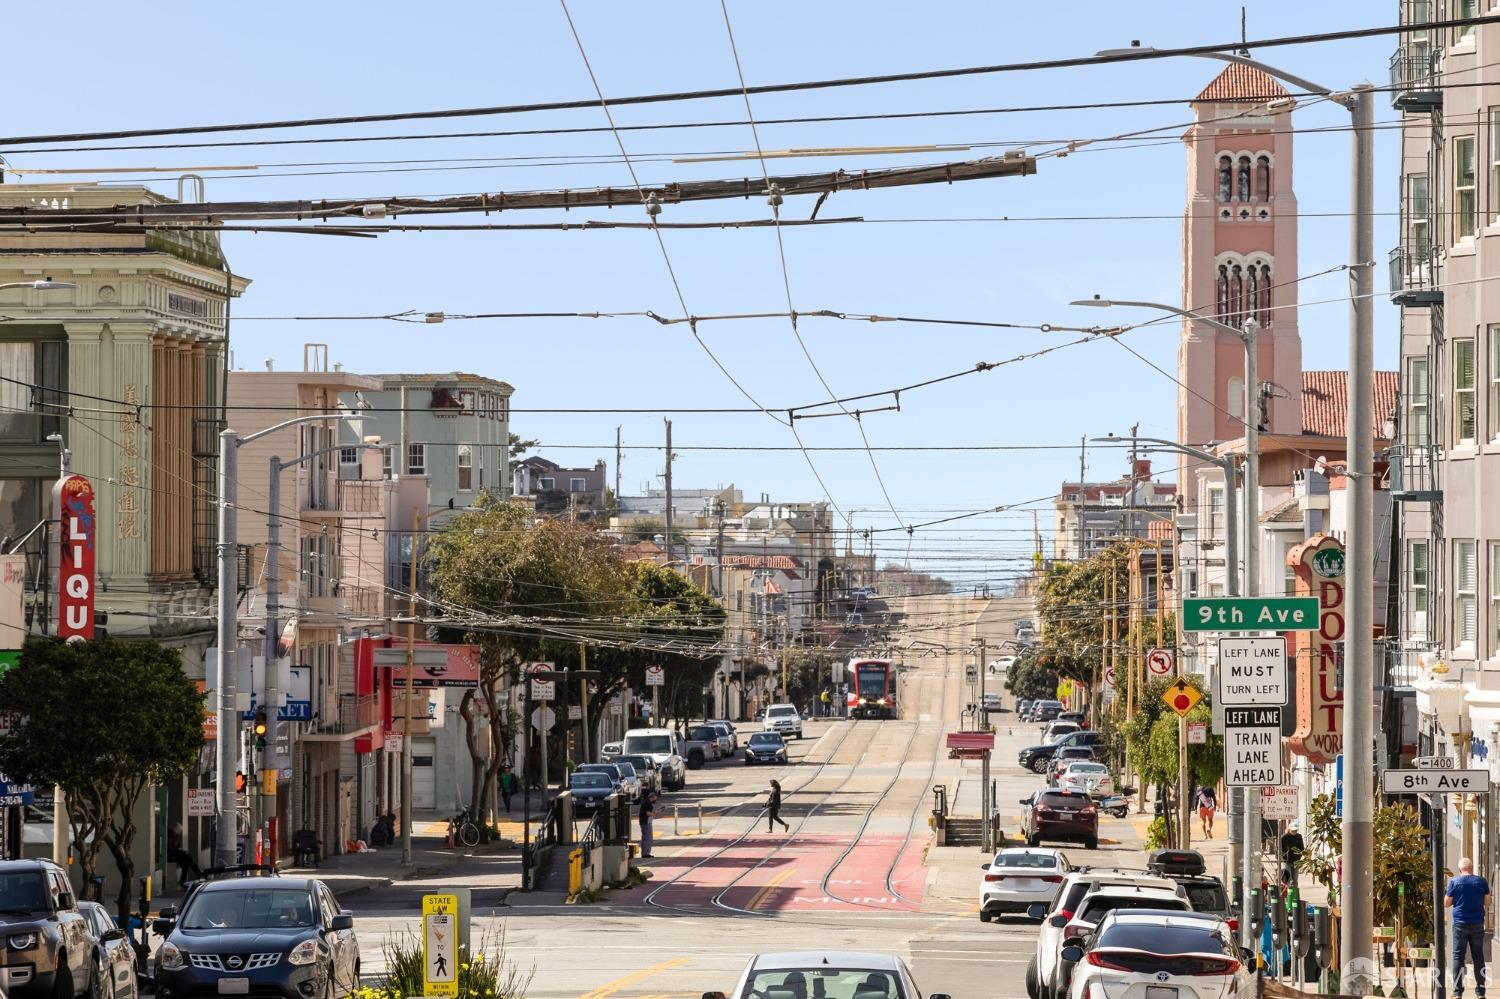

left=167, top=821, right=201, bottom=889
left=1280, top=822, right=1305, bottom=886
left=1448, top=857, right=1492, bottom=999
left=499, top=764, right=517, bottom=812
left=767, top=779, right=789, bottom=833
left=1194, top=785, right=1217, bottom=839
left=638, top=790, right=657, bottom=859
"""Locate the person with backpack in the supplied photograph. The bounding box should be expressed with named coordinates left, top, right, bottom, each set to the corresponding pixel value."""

left=767, top=779, right=789, bottom=833
left=1195, top=784, right=1218, bottom=839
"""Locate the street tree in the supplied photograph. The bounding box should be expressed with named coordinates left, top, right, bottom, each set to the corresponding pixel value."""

left=0, top=637, right=202, bottom=922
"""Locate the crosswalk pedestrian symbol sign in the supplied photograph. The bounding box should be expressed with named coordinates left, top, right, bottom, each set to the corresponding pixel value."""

left=422, top=894, right=459, bottom=997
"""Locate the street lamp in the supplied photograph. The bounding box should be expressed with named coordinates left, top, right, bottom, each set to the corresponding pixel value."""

left=0, top=279, right=79, bottom=292
left=1092, top=434, right=1238, bottom=871
left=1095, top=46, right=1377, bottom=988
left=215, top=413, right=362, bottom=868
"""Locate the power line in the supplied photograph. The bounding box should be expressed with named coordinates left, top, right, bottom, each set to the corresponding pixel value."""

left=1, top=14, right=1489, bottom=146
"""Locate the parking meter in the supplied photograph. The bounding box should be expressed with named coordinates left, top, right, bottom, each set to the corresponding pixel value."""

left=1230, top=875, right=1244, bottom=916
left=1270, top=884, right=1287, bottom=940
left=1247, top=888, right=1265, bottom=935
left=1293, top=900, right=1312, bottom=958
left=1311, top=905, right=1334, bottom=970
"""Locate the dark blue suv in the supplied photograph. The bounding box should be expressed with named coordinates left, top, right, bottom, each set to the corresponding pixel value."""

left=153, top=877, right=357, bottom=999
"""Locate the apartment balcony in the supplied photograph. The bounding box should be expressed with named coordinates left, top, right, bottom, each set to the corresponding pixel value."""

left=336, top=479, right=385, bottom=517
left=302, top=693, right=380, bottom=742
left=1391, top=442, right=1442, bottom=504
left=1389, top=45, right=1441, bottom=112
left=1389, top=242, right=1442, bottom=307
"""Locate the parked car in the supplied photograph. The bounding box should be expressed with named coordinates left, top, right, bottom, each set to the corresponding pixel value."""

left=1049, top=885, right=1194, bottom=999
left=704, top=722, right=737, bottom=758
left=1144, top=849, right=1235, bottom=927
left=615, top=754, right=661, bottom=796
left=978, top=847, right=1070, bottom=923
left=1056, top=761, right=1114, bottom=799
left=743, top=731, right=788, bottom=765
left=602, top=728, right=687, bottom=790
left=764, top=703, right=803, bottom=739
left=1048, top=747, right=1096, bottom=784
left=575, top=762, right=628, bottom=795
left=153, top=875, right=357, bottom=999
left=611, top=762, right=643, bottom=802
left=1019, top=788, right=1098, bottom=850
left=1056, top=711, right=1089, bottom=730
left=79, top=901, right=136, bottom=999
left=1018, top=729, right=1102, bottom=774
left=714, top=951, right=942, bottom=999
left=705, top=719, right=740, bottom=754
left=567, top=771, right=616, bottom=815
left=1025, top=868, right=1187, bottom=999
left=1032, top=699, right=1063, bottom=721
left=0, top=860, right=92, bottom=999
left=685, top=725, right=724, bottom=767
left=1015, top=699, right=1034, bottom=720
left=1041, top=721, right=1081, bottom=745
left=1062, top=911, right=1243, bottom=999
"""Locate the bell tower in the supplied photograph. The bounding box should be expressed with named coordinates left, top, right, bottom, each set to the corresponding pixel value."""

left=1178, top=64, right=1304, bottom=509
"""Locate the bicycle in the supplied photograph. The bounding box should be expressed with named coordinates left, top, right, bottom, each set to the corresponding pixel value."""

left=448, top=807, right=481, bottom=848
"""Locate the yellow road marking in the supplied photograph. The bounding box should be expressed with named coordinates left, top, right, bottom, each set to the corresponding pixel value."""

left=580, top=957, right=691, bottom=999
left=747, top=868, right=795, bottom=910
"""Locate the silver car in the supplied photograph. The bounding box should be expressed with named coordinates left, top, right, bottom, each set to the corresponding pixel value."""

left=705, top=721, right=736, bottom=758
left=611, top=761, right=643, bottom=801
left=716, top=951, right=948, bottom=999
left=705, top=719, right=740, bottom=753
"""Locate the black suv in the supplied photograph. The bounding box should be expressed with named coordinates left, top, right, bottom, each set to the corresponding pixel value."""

left=1018, top=729, right=1102, bottom=774
left=0, top=859, right=91, bottom=999
left=1145, top=848, right=1234, bottom=928
left=153, top=876, right=357, bottom=999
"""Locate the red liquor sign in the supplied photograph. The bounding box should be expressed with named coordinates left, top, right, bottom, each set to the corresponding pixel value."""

left=53, top=475, right=96, bottom=640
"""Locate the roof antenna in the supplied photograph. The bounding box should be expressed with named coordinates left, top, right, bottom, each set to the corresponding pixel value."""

left=1237, top=6, right=1251, bottom=57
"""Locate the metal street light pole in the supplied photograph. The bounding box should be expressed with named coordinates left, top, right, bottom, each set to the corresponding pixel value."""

left=215, top=413, right=356, bottom=868
left=1078, top=299, right=1260, bottom=939
left=1091, top=47, right=1377, bottom=986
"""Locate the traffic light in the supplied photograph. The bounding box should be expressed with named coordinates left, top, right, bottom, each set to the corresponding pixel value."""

left=235, top=770, right=246, bottom=793
left=253, top=709, right=268, bottom=750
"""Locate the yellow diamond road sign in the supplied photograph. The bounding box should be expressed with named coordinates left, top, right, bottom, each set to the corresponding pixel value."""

left=1163, top=678, right=1202, bottom=717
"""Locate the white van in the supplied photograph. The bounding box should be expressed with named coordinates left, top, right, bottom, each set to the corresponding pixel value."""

left=602, top=727, right=687, bottom=791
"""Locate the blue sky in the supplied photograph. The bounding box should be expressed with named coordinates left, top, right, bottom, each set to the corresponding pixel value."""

left=3, top=2, right=1400, bottom=586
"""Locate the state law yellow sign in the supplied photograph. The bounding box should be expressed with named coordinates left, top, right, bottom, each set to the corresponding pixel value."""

left=1056, top=679, right=1074, bottom=699
left=422, top=894, right=459, bottom=998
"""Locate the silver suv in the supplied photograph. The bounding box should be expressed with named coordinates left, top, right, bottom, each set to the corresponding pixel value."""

left=602, top=727, right=687, bottom=791
left=763, top=703, right=803, bottom=739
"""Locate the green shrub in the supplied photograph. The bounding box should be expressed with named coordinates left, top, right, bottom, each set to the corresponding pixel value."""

left=358, top=929, right=532, bottom=999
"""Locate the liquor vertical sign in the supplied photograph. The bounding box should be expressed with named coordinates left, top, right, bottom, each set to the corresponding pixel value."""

left=53, top=475, right=96, bottom=639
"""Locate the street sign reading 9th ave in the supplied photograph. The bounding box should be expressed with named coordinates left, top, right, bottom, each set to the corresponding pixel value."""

left=1182, top=596, right=1320, bottom=632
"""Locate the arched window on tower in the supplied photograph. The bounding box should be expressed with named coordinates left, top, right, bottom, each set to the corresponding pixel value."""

left=1247, top=267, right=1259, bottom=330
left=1238, top=156, right=1252, bottom=202
left=1259, top=263, right=1273, bottom=325
left=1217, top=265, right=1230, bottom=319
left=1256, top=156, right=1271, bottom=202
left=1230, top=265, right=1244, bottom=326
left=1218, top=157, right=1233, bottom=202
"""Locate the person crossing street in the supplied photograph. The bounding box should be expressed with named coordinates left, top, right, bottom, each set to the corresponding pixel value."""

left=767, top=779, right=789, bottom=833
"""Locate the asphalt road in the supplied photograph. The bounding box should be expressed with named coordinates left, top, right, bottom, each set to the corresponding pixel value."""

left=336, top=593, right=1151, bottom=999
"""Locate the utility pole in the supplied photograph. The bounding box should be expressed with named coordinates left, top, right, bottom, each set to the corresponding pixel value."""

left=215, top=428, right=241, bottom=868
left=1340, top=84, right=1377, bottom=994
left=401, top=505, right=419, bottom=865
left=263, top=458, right=283, bottom=861
left=663, top=419, right=673, bottom=567
left=715, top=501, right=727, bottom=599
left=578, top=643, right=590, bottom=763
left=614, top=426, right=621, bottom=506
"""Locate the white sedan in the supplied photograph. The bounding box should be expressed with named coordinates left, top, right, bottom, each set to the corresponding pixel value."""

left=978, top=847, right=1070, bottom=922
left=1065, top=910, right=1249, bottom=999
left=1057, top=761, right=1115, bottom=799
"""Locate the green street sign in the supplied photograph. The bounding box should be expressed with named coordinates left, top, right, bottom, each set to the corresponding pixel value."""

left=0, top=651, right=18, bottom=676
left=1182, top=597, right=1320, bottom=632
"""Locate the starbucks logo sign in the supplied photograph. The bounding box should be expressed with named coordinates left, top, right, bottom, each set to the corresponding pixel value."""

left=1312, top=548, right=1345, bottom=578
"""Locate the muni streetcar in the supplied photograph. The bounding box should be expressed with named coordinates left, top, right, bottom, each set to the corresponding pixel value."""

left=847, top=658, right=897, bottom=719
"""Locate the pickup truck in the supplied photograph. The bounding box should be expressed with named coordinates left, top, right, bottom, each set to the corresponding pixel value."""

left=684, top=724, right=724, bottom=768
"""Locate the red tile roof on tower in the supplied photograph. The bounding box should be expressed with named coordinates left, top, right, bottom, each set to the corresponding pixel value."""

left=1194, top=63, right=1291, bottom=103
left=1300, top=370, right=1399, bottom=438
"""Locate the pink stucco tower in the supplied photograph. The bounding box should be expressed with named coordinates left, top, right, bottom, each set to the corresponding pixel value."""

left=1177, top=64, right=1304, bottom=510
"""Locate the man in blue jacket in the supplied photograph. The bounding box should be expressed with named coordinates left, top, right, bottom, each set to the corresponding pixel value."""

left=1447, top=856, right=1492, bottom=998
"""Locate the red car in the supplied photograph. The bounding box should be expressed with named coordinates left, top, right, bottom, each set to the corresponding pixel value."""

left=1020, top=788, right=1098, bottom=850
